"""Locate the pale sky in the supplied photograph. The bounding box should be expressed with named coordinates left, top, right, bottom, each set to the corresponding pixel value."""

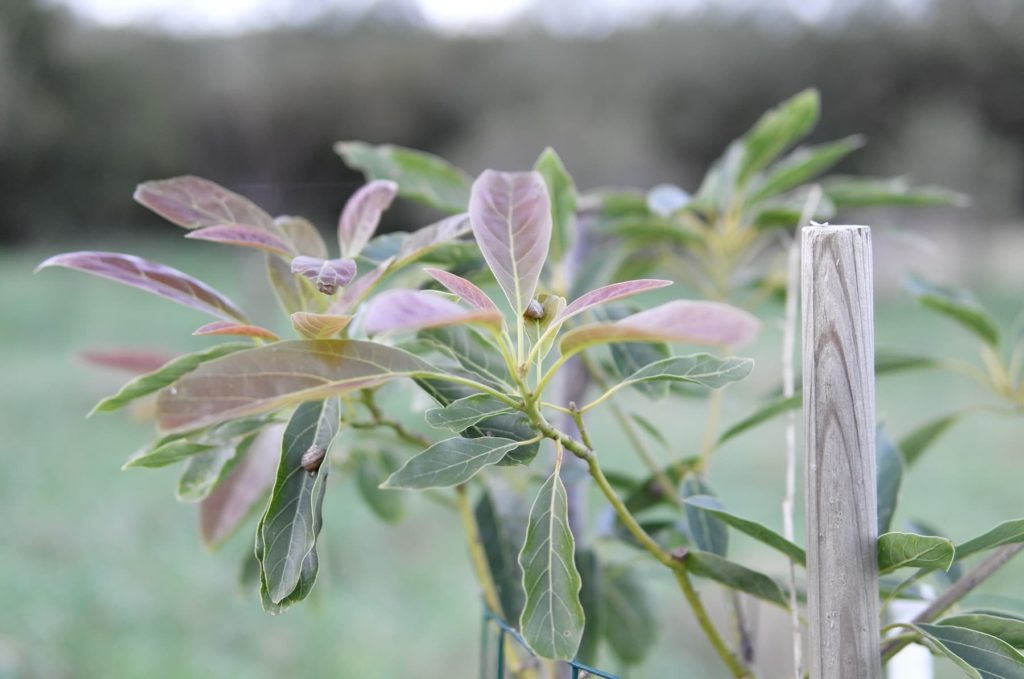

left=44, top=0, right=934, bottom=36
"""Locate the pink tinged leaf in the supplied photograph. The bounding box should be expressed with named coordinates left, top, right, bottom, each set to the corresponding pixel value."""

left=363, top=290, right=503, bottom=335
left=193, top=321, right=280, bottom=342
left=395, top=214, right=472, bottom=267
left=290, top=312, right=353, bottom=339
left=469, top=170, right=552, bottom=313
left=424, top=267, right=501, bottom=314
left=80, top=348, right=178, bottom=374
left=37, top=251, right=248, bottom=322
left=559, top=300, right=761, bottom=355
left=185, top=224, right=295, bottom=257
left=134, top=176, right=275, bottom=231
left=338, top=179, right=399, bottom=258
left=200, top=423, right=284, bottom=547
left=155, top=340, right=434, bottom=433
left=328, top=257, right=395, bottom=314
left=558, top=279, right=674, bottom=324
left=275, top=216, right=327, bottom=259
left=290, top=256, right=357, bottom=295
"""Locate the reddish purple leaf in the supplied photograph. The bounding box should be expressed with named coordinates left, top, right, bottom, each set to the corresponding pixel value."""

left=134, top=176, right=275, bottom=231
left=200, top=423, right=284, bottom=547
left=395, top=214, right=472, bottom=267
left=275, top=216, right=328, bottom=259
left=290, top=256, right=357, bottom=295
left=156, top=340, right=433, bottom=433
left=193, top=321, right=280, bottom=342
left=558, top=279, right=673, bottom=324
left=559, top=300, right=761, bottom=355
left=185, top=224, right=295, bottom=257
left=338, top=179, right=399, bottom=257
left=290, top=312, right=353, bottom=339
left=37, top=251, right=248, bottom=322
left=80, top=348, right=178, bottom=374
left=363, top=290, right=503, bottom=336
left=469, top=171, right=552, bottom=313
left=424, top=267, right=501, bottom=314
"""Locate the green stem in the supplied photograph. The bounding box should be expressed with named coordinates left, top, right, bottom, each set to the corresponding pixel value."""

left=673, top=566, right=752, bottom=679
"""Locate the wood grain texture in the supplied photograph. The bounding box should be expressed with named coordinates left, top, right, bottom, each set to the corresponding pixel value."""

left=802, top=225, right=881, bottom=679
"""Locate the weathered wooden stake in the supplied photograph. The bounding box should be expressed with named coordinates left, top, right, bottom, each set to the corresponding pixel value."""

left=802, top=225, right=881, bottom=679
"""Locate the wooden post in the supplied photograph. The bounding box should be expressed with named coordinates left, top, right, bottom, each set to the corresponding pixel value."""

left=802, top=225, right=881, bottom=679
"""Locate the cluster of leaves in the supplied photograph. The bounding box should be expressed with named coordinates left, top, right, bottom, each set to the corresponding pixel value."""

left=39, top=88, right=1024, bottom=678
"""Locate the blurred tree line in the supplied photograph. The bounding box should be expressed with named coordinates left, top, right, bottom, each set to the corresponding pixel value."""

left=1, top=0, right=1022, bottom=244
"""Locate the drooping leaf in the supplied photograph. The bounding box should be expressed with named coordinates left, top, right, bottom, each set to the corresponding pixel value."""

left=200, top=423, right=284, bottom=547
left=518, top=471, right=585, bottom=661
left=906, top=519, right=964, bottom=584
left=939, top=613, right=1024, bottom=648
left=37, top=251, right=248, bottom=322
left=600, top=565, right=656, bottom=665
left=424, top=394, right=514, bottom=432
left=748, top=135, right=865, bottom=203
left=336, top=141, right=472, bottom=213
left=381, top=436, right=519, bottom=489
left=738, top=88, right=820, bottom=184
left=908, top=275, right=1000, bottom=347
left=275, top=216, right=328, bottom=259
left=614, top=354, right=754, bottom=395
left=877, top=532, right=955, bottom=574
left=257, top=399, right=341, bottom=606
left=79, top=348, right=178, bottom=374
left=956, top=519, right=1024, bottom=561
left=683, top=496, right=806, bottom=564
left=134, top=176, right=276, bottom=231
left=469, top=170, right=552, bottom=314
left=338, top=179, right=399, bottom=258
left=290, top=312, right=353, bottom=339
left=718, top=394, right=801, bottom=445
left=475, top=477, right=529, bottom=622
left=362, top=289, right=502, bottom=336
left=91, top=342, right=249, bottom=415
left=185, top=223, right=295, bottom=257
left=900, top=412, right=965, bottom=466
left=124, top=438, right=214, bottom=469
left=177, top=443, right=240, bottom=502
left=417, top=326, right=512, bottom=389
left=290, top=256, right=357, bottom=295
left=912, top=623, right=1024, bottom=678
left=193, top=321, right=279, bottom=342
left=822, top=175, right=969, bottom=209
left=155, top=340, right=434, bottom=433
left=559, top=300, right=760, bottom=356
left=681, top=483, right=728, bottom=557
left=355, top=452, right=404, bottom=523
left=574, top=549, right=601, bottom=666
left=877, top=424, right=904, bottom=535
left=558, top=279, right=673, bottom=325
left=424, top=267, right=501, bottom=314
left=686, top=550, right=789, bottom=608
left=534, top=147, right=577, bottom=263
left=266, top=254, right=308, bottom=315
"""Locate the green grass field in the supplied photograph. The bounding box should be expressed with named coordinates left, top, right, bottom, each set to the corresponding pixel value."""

left=2, top=242, right=1021, bottom=678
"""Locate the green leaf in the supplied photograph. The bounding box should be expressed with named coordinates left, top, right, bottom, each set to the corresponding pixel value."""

left=176, top=443, right=241, bottom=502
left=877, top=424, right=904, bottom=534
left=618, top=354, right=754, bottom=393
left=257, top=399, right=341, bottom=608
left=738, top=89, right=820, bottom=184
left=686, top=550, right=788, bottom=608
left=381, top=437, right=519, bottom=490
left=956, top=519, right=1024, bottom=562
left=900, top=412, right=964, bottom=466
left=877, top=532, right=955, bottom=574
left=718, top=394, right=801, bottom=445
left=822, top=175, right=969, bottom=209
left=518, top=471, right=585, bottom=661
left=748, top=134, right=865, bottom=203
left=155, top=340, right=434, bottom=434
left=912, top=623, right=1024, bottom=678
left=265, top=253, right=312, bottom=315
left=683, top=496, right=805, bottom=565
left=335, top=141, right=472, bottom=213
left=681, top=481, right=728, bottom=557
left=125, top=438, right=214, bottom=469
left=424, top=394, right=513, bottom=432
left=574, top=549, right=601, bottom=666
left=475, top=478, right=529, bottom=622
left=908, top=275, right=1000, bottom=347
left=355, top=452, right=404, bottom=523
left=417, top=326, right=512, bottom=390
left=91, top=343, right=249, bottom=415
left=940, top=613, right=1024, bottom=648
left=876, top=351, right=942, bottom=375
left=534, top=147, right=577, bottom=263
left=600, top=564, right=656, bottom=665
